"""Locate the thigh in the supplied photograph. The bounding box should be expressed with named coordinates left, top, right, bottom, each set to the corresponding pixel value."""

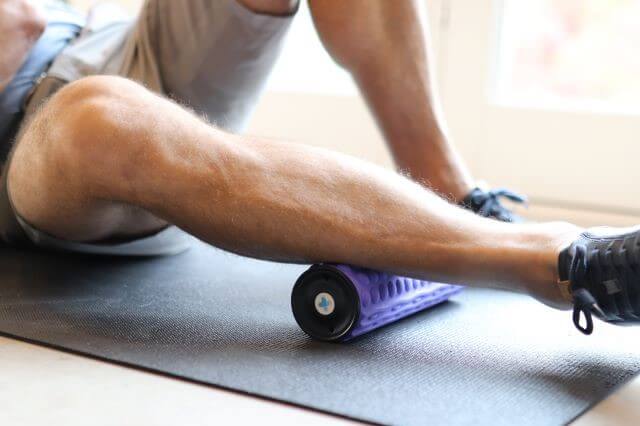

left=123, top=0, right=295, bottom=132
left=1, top=81, right=185, bottom=255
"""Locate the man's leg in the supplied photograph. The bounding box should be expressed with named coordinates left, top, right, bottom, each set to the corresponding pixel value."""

left=2, top=0, right=300, bottom=252
left=8, top=76, right=579, bottom=308
left=308, top=0, right=473, bottom=201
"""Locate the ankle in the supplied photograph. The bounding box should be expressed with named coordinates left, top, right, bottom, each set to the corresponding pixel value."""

left=522, top=222, right=583, bottom=309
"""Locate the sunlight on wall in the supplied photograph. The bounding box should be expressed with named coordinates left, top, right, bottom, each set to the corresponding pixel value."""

left=496, top=0, right=640, bottom=113
left=264, top=2, right=356, bottom=95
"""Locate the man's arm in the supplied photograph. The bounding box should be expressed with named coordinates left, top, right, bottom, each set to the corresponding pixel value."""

left=0, top=0, right=46, bottom=92
left=308, top=0, right=474, bottom=201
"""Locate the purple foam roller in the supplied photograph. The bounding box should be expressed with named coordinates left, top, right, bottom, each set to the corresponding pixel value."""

left=291, top=264, right=463, bottom=342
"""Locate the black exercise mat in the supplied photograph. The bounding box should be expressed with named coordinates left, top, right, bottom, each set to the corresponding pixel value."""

left=1, top=239, right=640, bottom=425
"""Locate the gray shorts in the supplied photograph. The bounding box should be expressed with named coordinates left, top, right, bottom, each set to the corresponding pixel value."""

left=0, top=0, right=294, bottom=256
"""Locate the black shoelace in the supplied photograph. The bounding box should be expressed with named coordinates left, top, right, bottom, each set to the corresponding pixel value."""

left=569, top=244, right=605, bottom=335
left=467, top=188, right=527, bottom=221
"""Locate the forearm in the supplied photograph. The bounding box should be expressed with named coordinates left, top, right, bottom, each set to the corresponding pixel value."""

left=309, top=0, right=473, bottom=199
left=0, top=0, right=46, bottom=91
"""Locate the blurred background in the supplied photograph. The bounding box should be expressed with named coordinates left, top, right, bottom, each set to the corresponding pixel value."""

left=66, top=0, right=640, bottom=227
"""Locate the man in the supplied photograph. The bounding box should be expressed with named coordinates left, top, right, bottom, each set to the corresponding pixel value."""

left=0, top=0, right=638, bottom=336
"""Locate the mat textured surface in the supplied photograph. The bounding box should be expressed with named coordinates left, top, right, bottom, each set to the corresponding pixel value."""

left=1, top=239, right=640, bottom=425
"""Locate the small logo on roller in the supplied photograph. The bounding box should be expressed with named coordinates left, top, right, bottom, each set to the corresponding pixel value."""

left=314, top=292, right=335, bottom=316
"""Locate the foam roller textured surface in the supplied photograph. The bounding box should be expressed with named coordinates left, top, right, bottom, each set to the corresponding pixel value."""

left=335, top=264, right=463, bottom=340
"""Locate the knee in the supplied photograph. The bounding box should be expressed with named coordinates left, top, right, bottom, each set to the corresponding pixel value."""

left=236, top=0, right=299, bottom=16
left=52, top=76, right=144, bottom=152
left=29, top=76, right=151, bottom=178
left=8, top=75, right=156, bottom=202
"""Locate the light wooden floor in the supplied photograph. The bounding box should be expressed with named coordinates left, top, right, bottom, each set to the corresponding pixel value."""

left=1, top=334, right=639, bottom=425
left=0, top=336, right=357, bottom=425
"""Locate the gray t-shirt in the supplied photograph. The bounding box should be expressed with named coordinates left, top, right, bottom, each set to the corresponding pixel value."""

left=0, top=1, right=84, bottom=161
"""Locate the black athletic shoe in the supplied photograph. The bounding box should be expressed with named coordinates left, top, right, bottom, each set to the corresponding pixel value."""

left=460, top=187, right=527, bottom=223
left=558, top=227, right=640, bottom=335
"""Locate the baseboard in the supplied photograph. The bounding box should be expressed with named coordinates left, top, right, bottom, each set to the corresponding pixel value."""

left=515, top=202, right=640, bottom=228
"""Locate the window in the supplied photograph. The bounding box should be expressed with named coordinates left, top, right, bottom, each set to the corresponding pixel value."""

left=495, top=0, right=640, bottom=114
left=441, top=0, right=640, bottom=219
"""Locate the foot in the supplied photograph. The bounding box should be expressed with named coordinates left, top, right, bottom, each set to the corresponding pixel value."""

left=558, top=226, right=640, bottom=334
left=459, top=187, right=527, bottom=222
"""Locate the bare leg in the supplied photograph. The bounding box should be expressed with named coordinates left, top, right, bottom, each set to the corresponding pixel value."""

left=309, top=0, right=474, bottom=200
left=8, top=77, right=578, bottom=308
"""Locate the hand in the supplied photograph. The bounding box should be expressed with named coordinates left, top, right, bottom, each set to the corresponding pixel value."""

left=0, top=0, right=46, bottom=91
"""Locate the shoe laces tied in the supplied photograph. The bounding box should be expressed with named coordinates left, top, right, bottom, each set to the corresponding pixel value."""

left=570, top=245, right=606, bottom=335
left=470, top=188, right=527, bottom=219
